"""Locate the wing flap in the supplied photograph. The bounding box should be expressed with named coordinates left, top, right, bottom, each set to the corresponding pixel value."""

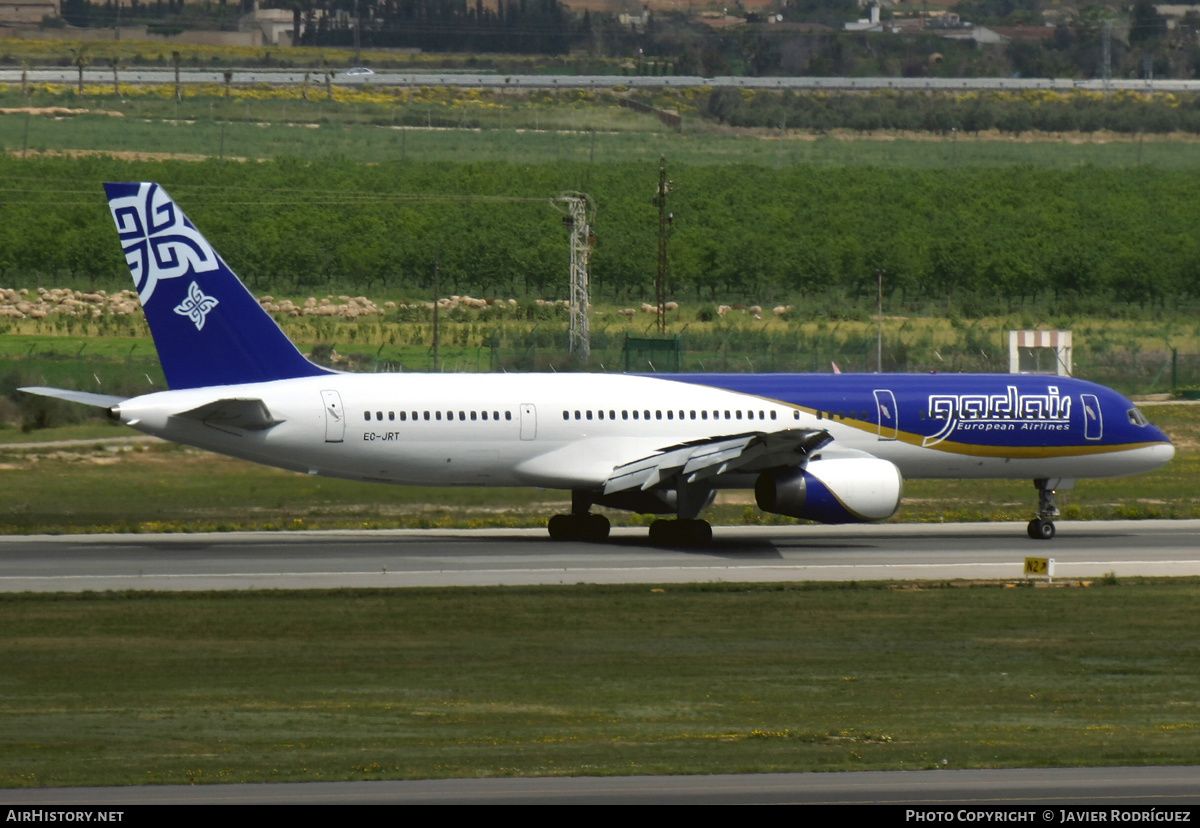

left=604, top=428, right=832, bottom=495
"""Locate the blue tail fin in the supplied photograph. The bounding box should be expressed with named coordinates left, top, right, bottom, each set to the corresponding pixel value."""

left=104, top=182, right=333, bottom=390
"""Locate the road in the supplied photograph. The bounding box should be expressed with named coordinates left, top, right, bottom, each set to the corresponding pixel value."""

left=4, top=68, right=1200, bottom=93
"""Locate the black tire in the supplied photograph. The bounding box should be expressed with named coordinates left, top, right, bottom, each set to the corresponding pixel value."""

left=648, top=519, right=670, bottom=546
left=1027, top=519, right=1055, bottom=540
left=685, top=519, right=713, bottom=546
left=586, top=513, right=611, bottom=542
left=548, top=514, right=572, bottom=541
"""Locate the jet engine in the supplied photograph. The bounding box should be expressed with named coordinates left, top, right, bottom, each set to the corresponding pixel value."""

left=755, top=457, right=903, bottom=524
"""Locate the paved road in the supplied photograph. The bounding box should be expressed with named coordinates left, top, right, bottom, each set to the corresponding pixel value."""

left=4, top=68, right=1199, bottom=93
left=2, top=519, right=1197, bottom=592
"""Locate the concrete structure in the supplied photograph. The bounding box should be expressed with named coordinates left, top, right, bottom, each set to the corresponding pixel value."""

left=1009, top=330, right=1073, bottom=377
left=239, top=8, right=295, bottom=48
left=0, top=0, right=57, bottom=25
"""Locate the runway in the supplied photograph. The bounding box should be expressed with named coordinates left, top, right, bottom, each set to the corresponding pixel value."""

left=1, top=519, right=1198, bottom=592
left=6, top=766, right=1200, bottom=805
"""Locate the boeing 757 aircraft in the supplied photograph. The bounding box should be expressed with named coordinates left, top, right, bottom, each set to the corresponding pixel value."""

left=21, top=184, right=1175, bottom=545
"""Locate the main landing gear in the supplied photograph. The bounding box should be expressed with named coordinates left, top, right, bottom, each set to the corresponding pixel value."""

left=1027, top=478, right=1073, bottom=540
left=547, top=491, right=611, bottom=542
left=648, top=518, right=713, bottom=547
left=545, top=487, right=715, bottom=547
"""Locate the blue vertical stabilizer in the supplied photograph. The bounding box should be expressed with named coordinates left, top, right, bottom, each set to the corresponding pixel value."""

left=104, top=182, right=333, bottom=390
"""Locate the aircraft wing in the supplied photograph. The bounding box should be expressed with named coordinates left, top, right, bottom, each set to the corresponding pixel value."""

left=173, top=398, right=283, bottom=432
left=603, top=428, right=832, bottom=494
left=19, top=387, right=128, bottom=409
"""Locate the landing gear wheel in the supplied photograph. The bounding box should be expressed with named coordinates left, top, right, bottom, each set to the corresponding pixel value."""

left=547, top=513, right=610, bottom=542
left=648, top=519, right=713, bottom=548
left=1028, top=478, right=1068, bottom=541
left=586, top=513, right=611, bottom=542
left=1027, top=518, right=1056, bottom=540
left=548, top=514, right=572, bottom=541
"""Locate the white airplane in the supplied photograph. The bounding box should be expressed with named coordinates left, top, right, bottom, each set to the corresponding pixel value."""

left=22, top=183, right=1175, bottom=544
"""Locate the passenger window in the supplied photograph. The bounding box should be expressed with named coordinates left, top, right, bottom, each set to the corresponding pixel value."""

left=363, top=411, right=370, bottom=421
left=423, top=411, right=430, bottom=421
left=389, top=412, right=395, bottom=421
left=563, top=411, right=569, bottom=421
left=435, top=412, right=442, bottom=421
left=667, top=411, right=673, bottom=420
left=505, top=411, right=512, bottom=421
left=470, top=411, right=477, bottom=421
left=376, top=412, right=383, bottom=421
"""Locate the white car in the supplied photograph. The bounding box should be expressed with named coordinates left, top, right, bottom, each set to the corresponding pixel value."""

left=342, top=67, right=374, bottom=77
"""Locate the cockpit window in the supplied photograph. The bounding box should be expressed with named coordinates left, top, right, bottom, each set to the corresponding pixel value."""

left=1127, top=408, right=1150, bottom=427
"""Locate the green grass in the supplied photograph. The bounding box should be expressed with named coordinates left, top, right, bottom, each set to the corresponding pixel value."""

left=7, top=105, right=1200, bottom=168
left=3, top=579, right=1200, bottom=787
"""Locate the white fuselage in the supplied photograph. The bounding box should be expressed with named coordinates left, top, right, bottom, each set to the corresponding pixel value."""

left=114, top=372, right=1172, bottom=490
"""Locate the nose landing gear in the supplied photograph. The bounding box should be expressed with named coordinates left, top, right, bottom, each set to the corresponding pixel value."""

left=1027, top=478, right=1073, bottom=540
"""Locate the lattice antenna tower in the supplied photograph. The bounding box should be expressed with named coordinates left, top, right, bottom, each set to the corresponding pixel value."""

left=1102, top=18, right=1111, bottom=90
left=653, top=156, right=674, bottom=334
left=558, top=192, right=596, bottom=363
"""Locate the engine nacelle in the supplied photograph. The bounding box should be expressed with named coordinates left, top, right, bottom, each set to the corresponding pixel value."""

left=755, top=457, right=903, bottom=524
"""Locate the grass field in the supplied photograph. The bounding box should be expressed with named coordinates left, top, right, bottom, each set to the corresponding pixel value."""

left=7, top=82, right=1200, bottom=168
left=3, top=579, right=1200, bottom=787
left=9, top=111, right=1200, bottom=168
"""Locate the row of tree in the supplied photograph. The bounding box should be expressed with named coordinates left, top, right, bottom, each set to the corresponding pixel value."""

left=703, top=89, right=1200, bottom=135
left=2, top=156, right=1198, bottom=310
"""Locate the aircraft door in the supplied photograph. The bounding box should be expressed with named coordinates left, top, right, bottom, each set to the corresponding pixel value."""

left=873, top=389, right=898, bottom=441
left=1081, top=393, right=1103, bottom=441
left=520, top=403, right=537, bottom=440
left=321, top=390, right=345, bottom=443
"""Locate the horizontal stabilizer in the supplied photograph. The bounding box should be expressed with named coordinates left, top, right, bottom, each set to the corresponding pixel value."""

left=604, top=428, right=832, bottom=495
left=174, top=398, right=282, bottom=432
left=19, top=387, right=128, bottom=409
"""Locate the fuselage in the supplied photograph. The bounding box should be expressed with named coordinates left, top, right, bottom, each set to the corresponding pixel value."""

left=113, top=371, right=1174, bottom=491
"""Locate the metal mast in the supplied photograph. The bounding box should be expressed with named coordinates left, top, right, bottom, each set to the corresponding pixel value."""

left=653, top=156, right=673, bottom=334
left=558, top=193, right=595, bottom=364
